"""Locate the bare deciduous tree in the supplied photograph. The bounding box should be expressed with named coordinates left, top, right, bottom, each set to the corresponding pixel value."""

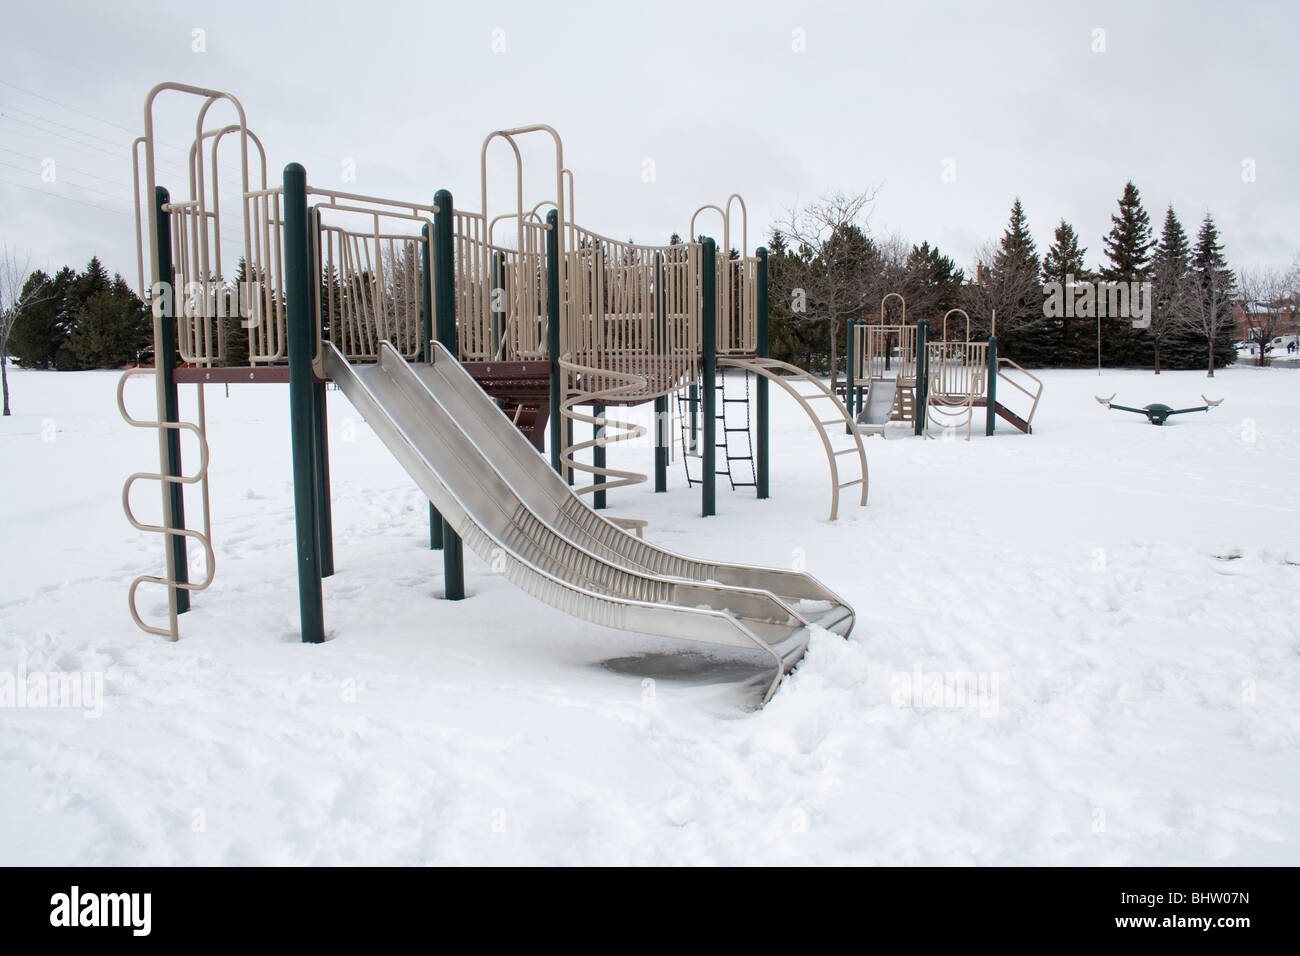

left=773, top=188, right=880, bottom=389
left=0, top=246, right=51, bottom=416
left=1237, top=264, right=1299, bottom=366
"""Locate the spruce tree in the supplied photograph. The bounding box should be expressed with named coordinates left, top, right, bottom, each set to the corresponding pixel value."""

left=901, top=241, right=964, bottom=323
left=7, top=270, right=64, bottom=368
left=222, top=258, right=252, bottom=367
left=1040, top=220, right=1091, bottom=366
left=1148, top=206, right=1190, bottom=373
left=1186, top=214, right=1237, bottom=376
left=988, top=198, right=1046, bottom=363
left=69, top=274, right=151, bottom=368
left=1099, top=182, right=1155, bottom=366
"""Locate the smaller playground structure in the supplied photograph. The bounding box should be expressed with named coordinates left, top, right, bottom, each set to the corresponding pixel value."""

left=1095, top=394, right=1224, bottom=425
left=844, top=297, right=1044, bottom=440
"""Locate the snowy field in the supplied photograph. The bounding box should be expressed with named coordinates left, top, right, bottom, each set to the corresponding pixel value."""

left=1, top=361, right=1297, bottom=865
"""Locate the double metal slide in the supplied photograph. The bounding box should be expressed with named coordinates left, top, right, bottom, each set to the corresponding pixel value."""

left=322, top=341, right=856, bottom=703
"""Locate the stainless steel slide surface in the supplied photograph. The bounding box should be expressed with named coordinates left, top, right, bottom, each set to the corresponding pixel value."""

left=860, top=380, right=897, bottom=426
left=322, top=341, right=857, bottom=702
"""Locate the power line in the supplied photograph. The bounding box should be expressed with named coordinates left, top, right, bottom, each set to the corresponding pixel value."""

left=0, top=160, right=131, bottom=203
left=0, top=100, right=225, bottom=185
left=1, top=177, right=249, bottom=249
left=0, top=175, right=132, bottom=218
left=0, top=100, right=137, bottom=151
left=0, top=77, right=245, bottom=176
left=0, top=111, right=137, bottom=162
left=0, top=109, right=192, bottom=180
left=0, top=145, right=132, bottom=188
left=0, top=77, right=142, bottom=137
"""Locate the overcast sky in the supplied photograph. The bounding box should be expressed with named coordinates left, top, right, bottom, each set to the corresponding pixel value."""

left=2, top=0, right=1296, bottom=288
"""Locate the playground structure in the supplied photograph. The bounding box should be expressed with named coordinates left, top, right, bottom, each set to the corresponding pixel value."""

left=1095, top=394, right=1223, bottom=425
left=846, top=298, right=1044, bottom=440
left=119, top=82, right=864, bottom=700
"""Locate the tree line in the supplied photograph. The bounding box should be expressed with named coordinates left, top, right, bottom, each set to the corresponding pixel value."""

left=764, top=182, right=1292, bottom=380
left=5, top=256, right=152, bottom=372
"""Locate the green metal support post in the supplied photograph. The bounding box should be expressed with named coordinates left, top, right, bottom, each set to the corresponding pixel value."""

left=653, top=396, right=668, bottom=492
left=846, top=318, right=858, bottom=433
left=914, top=318, right=929, bottom=437
left=701, top=237, right=717, bottom=517
left=654, top=251, right=668, bottom=493
left=433, top=189, right=464, bottom=600
left=153, top=187, right=191, bottom=613
left=566, top=416, right=574, bottom=486
left=986, top=333, right=998, bottom=436
left=283, top=164, right=324, bottom=643
left=421, top=221, right=442, bottom=550
left=312, top=380, right=333, bottom=577
left=545, top=210, right=563, bottom=479
left=593, top=404, right=606, bottom=509
left=755, top=246, right=770, bottom=499
left=307, top=205, right=333, bottom=578
left=688, top=383, right=698, bottom=455
left=491, top=250, right=506, bottom=360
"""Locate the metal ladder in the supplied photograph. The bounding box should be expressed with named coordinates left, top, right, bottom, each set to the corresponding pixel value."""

left=719, top=367, right=756, bottom=490
left=718, top=356, right=868, bottom=520
left=118, top=369, right=215, bottom=640
left=677, top=369, right=756, bottom=490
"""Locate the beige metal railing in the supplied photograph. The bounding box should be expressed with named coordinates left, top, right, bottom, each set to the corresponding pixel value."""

left=854, top=322, right=917, bottom=385
left=314, top=205, right=432, bottom=362
left=996, top=356, right=1044, bottom=430
left=456, top=210, right=549, bottom=362
left=690, top=196, right=758, bottom=356
left=564, top=225, right=700, bottom=401
left=927, top=341, right=988, bottom=398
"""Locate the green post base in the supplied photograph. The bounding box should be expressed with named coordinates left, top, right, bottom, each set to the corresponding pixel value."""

left=593, top=404, right=606, bottom=510
left=654, top=395, right=668, bottom=492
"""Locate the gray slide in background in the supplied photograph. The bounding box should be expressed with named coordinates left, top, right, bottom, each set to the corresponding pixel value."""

left=322, top=341, right=856, bottom=703
left=857, top=380, right=897, bottom=431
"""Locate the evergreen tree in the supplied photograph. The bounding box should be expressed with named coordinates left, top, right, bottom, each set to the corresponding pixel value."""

left=986, top=198, right=1046, bottom=363
left=900, top=241, right=964, bottom=323
left=72, top=255, right=111, bottom=306
left=1040, top=220, right=1091, bottom=366
left=222, top=258, right=252, bottom=367
left=7, top=268, right=70, bottom=368
left=1099, top=182, right=1155, bottom=366
left=68, top=274, right=151, bottom=368
left=1184, top=214, right=1237, bottom=376
left=1148, top=206, right=1191, bottom=373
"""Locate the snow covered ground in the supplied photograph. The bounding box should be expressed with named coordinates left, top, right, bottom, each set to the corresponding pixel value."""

left=1, top=360, right=1297, bottom=865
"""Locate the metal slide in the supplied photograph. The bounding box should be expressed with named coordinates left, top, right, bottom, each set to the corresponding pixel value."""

left=322, top=341, right=856, bottom=703
left=857, top=380, right=898, bottom=432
